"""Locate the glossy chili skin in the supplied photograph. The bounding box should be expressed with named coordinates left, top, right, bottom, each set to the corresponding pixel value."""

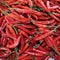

left=0, top=0, right=60, bottom=60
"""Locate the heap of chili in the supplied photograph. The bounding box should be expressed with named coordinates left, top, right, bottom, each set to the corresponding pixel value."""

left=0, top=0, right=60, bottom=60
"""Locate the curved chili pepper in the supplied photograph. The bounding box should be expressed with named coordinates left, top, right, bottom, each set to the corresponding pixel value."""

left=7, top=25, right=16, bottom=38
left=46, top=36, right=60, bottom=55
left=16, top=25, right=31, bottom=34
left=0, top=47, right=11, bottom=57
left=25, top=51, right=45, bottom=56
left=27, top=0, right=33, bottom=7
left=34, top=25, right=59, bottom=40
left=34, top=0, right=43, bottom=8
left=20, top=42, right=29, bottom=54
left=31, top=14, right=38, bottom=20
left=0, top=0, right=60, bottom=60
left=14, top=8, right=32, bottom=14
left=47, top=1, right=59, bottom=11
left=53, top=12, right=60, bottom=17
left=18, top=54, right=28, bottom=60
left=20, top=30, right=29, bottom=38
left=32, top=48, right=48, bottom=55
left=0, top=16, right=5, bottom=26
left=35, top=19, right=55, bottom=24
left=54, top=36, right=60, bottom=42
left=14, top=5, right=30, bottom=10
left=19, top=24, right=35, bottom=29
left=6, top=36, right=21, bottom=48
left=32, top=20, right=49, bottom=28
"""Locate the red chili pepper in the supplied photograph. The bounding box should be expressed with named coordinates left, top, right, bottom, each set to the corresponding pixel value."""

left=20, top=24, right=35, bottom=29
left=31, top=14, right=38, bottom=20
left=47, top=1, right=59, bottom=11
left=34, top=0, right=42, bottom=7
left=27, top=0, right=33, bottom=7
left=14, top=5, right=30, bottom=10
left=6, top=36, right=21, bottom=48
left=34, top=30, right=53, bottom=40
left=45, top=56, right=50, bottom=60
left=56, top=9, right=60, bottom=13
left=39, top=28, right=50, bottom=34
left=0, top=19, right=6, bottom=30
left=0, top=47, right=11, bottom=57
left=20, top=35, right=25, bottom=50
left=20, top=30, right=29, bottom=38
left=36, top=0, right=60, bottom=21
left=7, top=38, right=14, bottom=45
left=32, top=48, right=48, bottom=55
left=0, top=0, right=60, bottom=59
left=38, top=16, right=50, bottom=20
left=16, top=25, right=31, bottom=34
left=1, top=38, right=7, bottom=46
left=53, top=12, right=60, bottom=17
left=0, top=16, right=5, bottom=26
left=46, top=36, right=60, bottom=55
left=32, top=20, right=49, bottom=28
left=25, top=51, right=45, bottom=56
left=1, top=30, right=16, bottom=40
left=18, top=54, right=28, bottom=60
left=49, top=14, right=60, bottom=22
left=13, top=11, right=30, bottom=23
left=37, top=0, right=50, bottom=12
left=34, top=25, right=59, bottom=40
left=39, top=46, right=47, bottom=52
left=14, top=8, right=32, bottom=14
left=7, top=25, right=16, bottom=38
left=54, top=36, right=60, bottom=42
left=20, top=42, right=29, bottom=54
left=35, top=19, right=55, bottom=24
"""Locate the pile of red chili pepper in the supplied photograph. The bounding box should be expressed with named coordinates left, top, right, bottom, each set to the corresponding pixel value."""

left=0, top=0, right=60, bottom=60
